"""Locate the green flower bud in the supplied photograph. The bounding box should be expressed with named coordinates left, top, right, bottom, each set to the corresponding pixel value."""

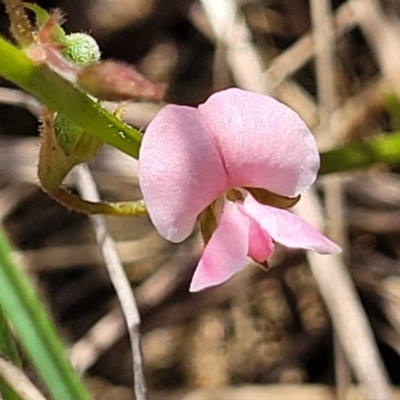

left=62, top=33, right=101, bottom=66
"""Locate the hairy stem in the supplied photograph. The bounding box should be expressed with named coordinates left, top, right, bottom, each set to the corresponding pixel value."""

left=3, top=0, right=34, bottom=46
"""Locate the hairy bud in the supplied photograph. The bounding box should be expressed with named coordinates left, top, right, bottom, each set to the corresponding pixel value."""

left=77, top=61, right=165, bottom=101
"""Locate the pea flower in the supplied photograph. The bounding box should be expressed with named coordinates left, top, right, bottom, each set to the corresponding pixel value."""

left=138, top=88, right=340, bottom=292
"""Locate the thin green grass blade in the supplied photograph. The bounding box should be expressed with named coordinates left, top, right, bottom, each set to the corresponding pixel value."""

left=384, top=92, right=400, bottom=131
left=0, top=383, right=20, bottom=400
left=320, top=132, right=400, bottom=174
left=0, top=227, right=90, bottom=400
left=0, top=306, right=20, bottom=366
left=0, top=305, right=21, bottom=400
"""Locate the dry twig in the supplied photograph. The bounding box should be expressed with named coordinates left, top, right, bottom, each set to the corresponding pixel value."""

left=70, top=235, right=200, bottom=373
left=70, top=234, right=201, bottom=372
left=309, top=1, right=349, bottom=397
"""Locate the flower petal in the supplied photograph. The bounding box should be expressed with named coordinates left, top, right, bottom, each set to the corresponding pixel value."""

left=247, top=218, right=275, bottom=262
left=190, top=201, right=250, bottom=292
left=198, top=88, right=319, bottom=197
left=242, top=194, right=341, bottom=253
left=139, top=105, right=228, bottom=242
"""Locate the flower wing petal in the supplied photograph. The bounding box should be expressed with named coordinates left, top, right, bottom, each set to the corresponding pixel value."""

left=139, top=105, right=228, bottom=242
left=243, top=195, right=341, bottom=253
left=190, top=201, right=250, bottom=292
left=198, top=88, right=319, bottom=197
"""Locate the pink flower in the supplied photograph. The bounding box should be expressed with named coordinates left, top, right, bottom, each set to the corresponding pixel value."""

left=138, top=88, right=340, bottom=291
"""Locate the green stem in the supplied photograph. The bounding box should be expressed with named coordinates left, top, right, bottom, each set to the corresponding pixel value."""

left=0, top=35, right=142, bottom=158
left=47, top=187, right=147, bottom=216
left=320, top=132, right=400, bottom=175
left=0, top=227, right=91, bottom=400
left=4, top=31, right=400, bottom=176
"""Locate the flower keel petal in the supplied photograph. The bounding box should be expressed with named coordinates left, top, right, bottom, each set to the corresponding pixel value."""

left=190, top=201, right=250, bottom=292
left=247, top=218, right=275, bottom=262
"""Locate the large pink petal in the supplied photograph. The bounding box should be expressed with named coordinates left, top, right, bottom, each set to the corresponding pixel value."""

left=190, top=200, right=250, bottom=292
left=242, top=195, right=341, bottom=254
left=139, top=105, right=228, bottom=242
left=198, top=88, right=319, bottom=197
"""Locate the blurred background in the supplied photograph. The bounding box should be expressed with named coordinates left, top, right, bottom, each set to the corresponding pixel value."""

left=1, top=0, right=400, bottom=399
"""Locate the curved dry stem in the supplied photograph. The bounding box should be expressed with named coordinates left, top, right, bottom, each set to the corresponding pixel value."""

left=45, top=186, right=147, bottom=216
left=38, top=108, right=146, bottom=216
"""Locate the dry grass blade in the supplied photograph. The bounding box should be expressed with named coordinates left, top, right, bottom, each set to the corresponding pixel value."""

left=0, top=357, right=47, bottom=400
left=196, top=0, right=319, bottom=119
left=294, top=190, right=393, bottom=400
left=0, top=88, right=41, bottom=117
left=265, top=2, right=356, bottom=90
left=71, top=235, right=200, bottom=373
left=310, top=0, right=337, bottom=139
left=20, top=232, right=166, bottom=271
left=74, top=164, right=147, bottom=400
left=198, top=0, right=268, bottom=93
left=350, top=0, right=400, bottom=97
left=315, top=78, right=386, bottom=142
left=70, top=308, right=125, bottom=373
left=148, top=385, right=400, bottom=400
left=309, top=0, right=349, bottom=396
